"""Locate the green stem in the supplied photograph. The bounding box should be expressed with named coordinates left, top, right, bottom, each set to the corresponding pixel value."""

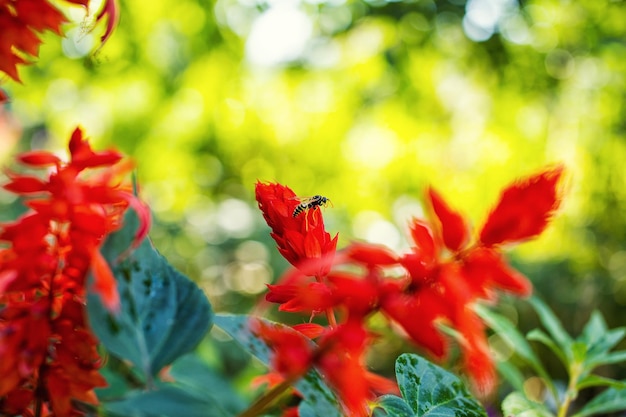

left=557, top=364, right=582, bottom=417
left=236, top=377, right=297, bottom=417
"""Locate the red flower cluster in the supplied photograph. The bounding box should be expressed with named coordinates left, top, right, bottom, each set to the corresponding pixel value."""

left=0, top=127, right=150, bottom=417
left=254, top=167, right=564, bottom=414
left=0, top=0, right=119, bottom=82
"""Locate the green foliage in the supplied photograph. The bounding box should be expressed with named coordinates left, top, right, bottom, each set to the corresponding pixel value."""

left=102, top=385, right=229, bottom=417
left=87, top=209, right=216, bottom=416
left=477, top=296, right=626, bottom=417
left=374, top=353, right=487, bottom=417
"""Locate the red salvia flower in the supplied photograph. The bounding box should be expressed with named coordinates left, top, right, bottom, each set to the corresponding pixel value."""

left=387, top=165, right=564, bottom=393
left=253, top=317, right=389, bottom=417
left=0, top=0, right=120, bottom=82
left=254, top=167, right=564, bottom=406
left=0, top=127, right=150, bottom=417
left=255, top=182, right=338, bottom=278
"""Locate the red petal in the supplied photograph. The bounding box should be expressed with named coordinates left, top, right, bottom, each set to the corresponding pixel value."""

left=408, top=218, right=437, bottom=260
left=251, top=319, right=313, bottom=379
left=427, top=187, right=469, bottom=251
left=479, top=166, right=565, bottom=246
left=463, top=247, right=532, bottom=297
left=0, top=88, right=9, bottom=103
left=454, top=311, right=496, bottom=396
left=14, top=0, right=67, bottom=34
left=292, top=323, right=325, bottom=339
left=96, top=0, right=120, bottom=44
left=3, top=175, right=46, bottom=193
left=400, top=252, right=435, bottom=285
left=0, top=53, right=24, bottom=82
left=68, top=127, right=123, bottom=169
left=18, top=151, right=61, bottom=167
left=381, top=291, right=449, bottom=357
left=266, top=284, right=298, bottom=304
left=328, top=271, right=379, bottom=317
left=0, top=269, right=18, bottom=294
left=90, top=248, right=120, bottom=313
left=114, top=191, right=152, bottom=247
left=344, top=241, right=398, bottom=266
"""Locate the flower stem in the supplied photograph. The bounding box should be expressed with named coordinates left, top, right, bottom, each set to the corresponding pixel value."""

left=557, top=363, right=582, bottom=417
left=236, top=377, right=296, bottom=417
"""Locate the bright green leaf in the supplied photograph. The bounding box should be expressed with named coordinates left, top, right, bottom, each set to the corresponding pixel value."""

left=576, top=375, right=626, bottom=391
left=374, top=353, right=486, bottom=417
left=592, top=350, right=626, bottom=366
left=501, top=392, right=554, bottom=417
left=571, top=341, right=588, bottom=363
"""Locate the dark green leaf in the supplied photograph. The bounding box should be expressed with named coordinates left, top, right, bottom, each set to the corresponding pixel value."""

left=475, top=304, right=556, bottom=396
left=528, top=297, right=572, bottom=358
left=572, top=386, right=626, bottom=417
left=102, top=385, right=228, bottom=417
left=169, top=354, right=246, bottom=415
left=88, top=209, right=213, bottom=379
left=214, top=314, right=343, bottom=417
left=379, top=353, right=487, bottom=417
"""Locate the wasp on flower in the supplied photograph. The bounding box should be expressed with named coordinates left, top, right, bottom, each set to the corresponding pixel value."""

left=292, top=195, right=332, bottom=218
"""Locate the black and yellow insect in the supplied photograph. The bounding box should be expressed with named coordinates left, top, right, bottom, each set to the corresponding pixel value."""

left=292, top=195, right=332, bottom=218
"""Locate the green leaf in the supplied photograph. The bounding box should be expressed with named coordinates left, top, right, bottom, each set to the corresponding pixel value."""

left=576, top=375, right=626, bottom=391
left=376, top=395, right=415, bottom=417
left=214, top=314, right=343, bottom=417
left=572, top=386, right=626, bottom=417
left=102, top=385, right=228, bottom=417
left=496, top=360, right=526, bottom=393
left=88, top=209, right=213, bottom=379
left=528, top=296, right=572, bottom=358
left=571, top=341, right=588, bottom=364
left=580, top=311, right=609, bottom=347
left=593, top=350, right=626, bottom=366
left=375, top=353, right=487, bottom=417
left=169, top=354, right=246, bottom=415
left=501, top=392, right=554, bottom=417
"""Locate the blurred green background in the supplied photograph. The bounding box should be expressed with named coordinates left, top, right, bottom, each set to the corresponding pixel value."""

left=2, top=0, right=626, bottom=397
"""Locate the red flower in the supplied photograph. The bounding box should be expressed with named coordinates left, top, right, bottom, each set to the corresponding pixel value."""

left=253, top=318, right=388, bottom=417
left=254, top=168, right=564, bottom=400
left=0, top=0, right=120, bottom=82
left=390, top=166, right=564, bottom=393
left=255, top=182, right=337, bottom=278
left=252, top=319, right=314, bottom=379
left=0, top=127, right=150, bottom=416
left=479, top=166, right=564, bottom=246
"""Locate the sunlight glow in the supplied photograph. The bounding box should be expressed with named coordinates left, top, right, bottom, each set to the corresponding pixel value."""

left=245, top=4, right=313, bottom=67
left=462, top=0, right=518, bottom=41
